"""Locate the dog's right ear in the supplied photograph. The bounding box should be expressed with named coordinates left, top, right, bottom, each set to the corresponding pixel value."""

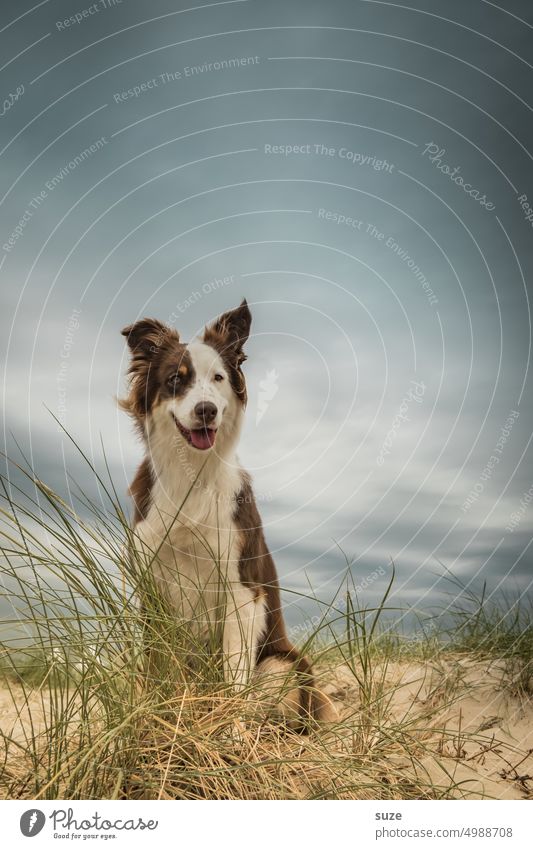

left=121, top=318, right=172, bottom=356
left=203, top=299, right=252, bottom=357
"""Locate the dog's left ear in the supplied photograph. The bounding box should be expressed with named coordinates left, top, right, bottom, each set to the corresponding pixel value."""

left=204, top=298, right=252, bottom=357
left=121, top=318, right=171, bottom=357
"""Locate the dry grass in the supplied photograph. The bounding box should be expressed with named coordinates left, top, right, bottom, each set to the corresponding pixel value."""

left=2, top=650, right=532, bottom=800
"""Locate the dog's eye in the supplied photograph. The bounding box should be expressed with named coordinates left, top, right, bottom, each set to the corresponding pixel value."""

left=167, top=373, right=180, bottom=389
left=213, top=373, right=224, bottom=382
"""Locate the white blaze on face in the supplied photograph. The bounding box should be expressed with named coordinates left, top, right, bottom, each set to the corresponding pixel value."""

left=170, top=342, right=232, bottom=429
left=187, top=342, right=227, bottom=421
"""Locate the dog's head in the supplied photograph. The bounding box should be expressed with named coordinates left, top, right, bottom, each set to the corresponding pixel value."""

left=120, top=299, right=251, bottom=455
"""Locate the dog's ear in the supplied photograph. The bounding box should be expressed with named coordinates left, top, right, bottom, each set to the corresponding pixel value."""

left=120, top=319, right=176, bottom=418
left=121, top=318, right=174, bottom=357
left=203, top=299, right=251, bottom=357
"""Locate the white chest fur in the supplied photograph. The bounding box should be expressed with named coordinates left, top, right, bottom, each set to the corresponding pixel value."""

left=133, top=454, right=267, bottom=686
left=134, top=455, right=243, bottom=625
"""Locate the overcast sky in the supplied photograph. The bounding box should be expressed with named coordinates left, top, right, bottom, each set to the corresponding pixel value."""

left=1, top=0, right=532, bottom=631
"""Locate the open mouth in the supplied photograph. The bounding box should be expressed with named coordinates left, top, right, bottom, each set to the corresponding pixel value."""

left=172, top=413, right=217, bottom=450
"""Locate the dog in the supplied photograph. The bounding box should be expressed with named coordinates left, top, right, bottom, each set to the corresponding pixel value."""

left=120, top=299, right=335, bottom=728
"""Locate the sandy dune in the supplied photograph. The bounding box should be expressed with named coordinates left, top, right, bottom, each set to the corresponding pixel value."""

left=1, top=655, right=532, bottom=799
left=322, top=656, right=533, bottom=799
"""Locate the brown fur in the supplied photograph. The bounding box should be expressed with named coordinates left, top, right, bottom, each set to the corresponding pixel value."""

left=119, top=320, right=196, bottom=423
left=232, top=469, right=334, bottom=728
left=202, top=301, right=249, bottom=405
left=129, top=457, right=154, bottom=526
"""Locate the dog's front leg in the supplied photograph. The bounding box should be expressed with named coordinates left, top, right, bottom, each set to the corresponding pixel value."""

left=221, top=589, right=266, bottom=742
left=222, top=585, right=266, bottom=691
left=222, top=620, right=250, bottom=691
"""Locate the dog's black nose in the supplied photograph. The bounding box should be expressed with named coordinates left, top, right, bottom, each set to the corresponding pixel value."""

left=194, top=401, right=217, bottom=425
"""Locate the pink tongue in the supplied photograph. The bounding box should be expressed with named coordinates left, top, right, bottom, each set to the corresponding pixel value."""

left=190, top=428, right=216, bottom=450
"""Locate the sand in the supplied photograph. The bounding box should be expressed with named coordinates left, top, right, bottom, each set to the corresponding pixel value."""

left=1, top=655, right=532, bottom=799
left=321, top=656, right=533, bottom=799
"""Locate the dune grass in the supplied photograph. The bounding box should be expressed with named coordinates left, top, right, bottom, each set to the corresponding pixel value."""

left=0, top=445, right=531, bottom=800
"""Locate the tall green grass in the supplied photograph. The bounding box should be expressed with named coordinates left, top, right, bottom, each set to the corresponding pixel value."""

left=441, top=572, right=533, bottom=698
left=0, top=442, right=531, bottom=799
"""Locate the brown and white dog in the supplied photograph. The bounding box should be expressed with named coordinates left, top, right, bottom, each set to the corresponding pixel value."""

left=120, top=299, right=334, bottom=727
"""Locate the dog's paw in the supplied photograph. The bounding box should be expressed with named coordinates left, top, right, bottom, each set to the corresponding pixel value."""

left=311, top=688, right=340, bottom=724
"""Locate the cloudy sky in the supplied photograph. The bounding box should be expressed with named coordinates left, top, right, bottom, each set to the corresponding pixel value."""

left=1, top=0, right=532, bottom=631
